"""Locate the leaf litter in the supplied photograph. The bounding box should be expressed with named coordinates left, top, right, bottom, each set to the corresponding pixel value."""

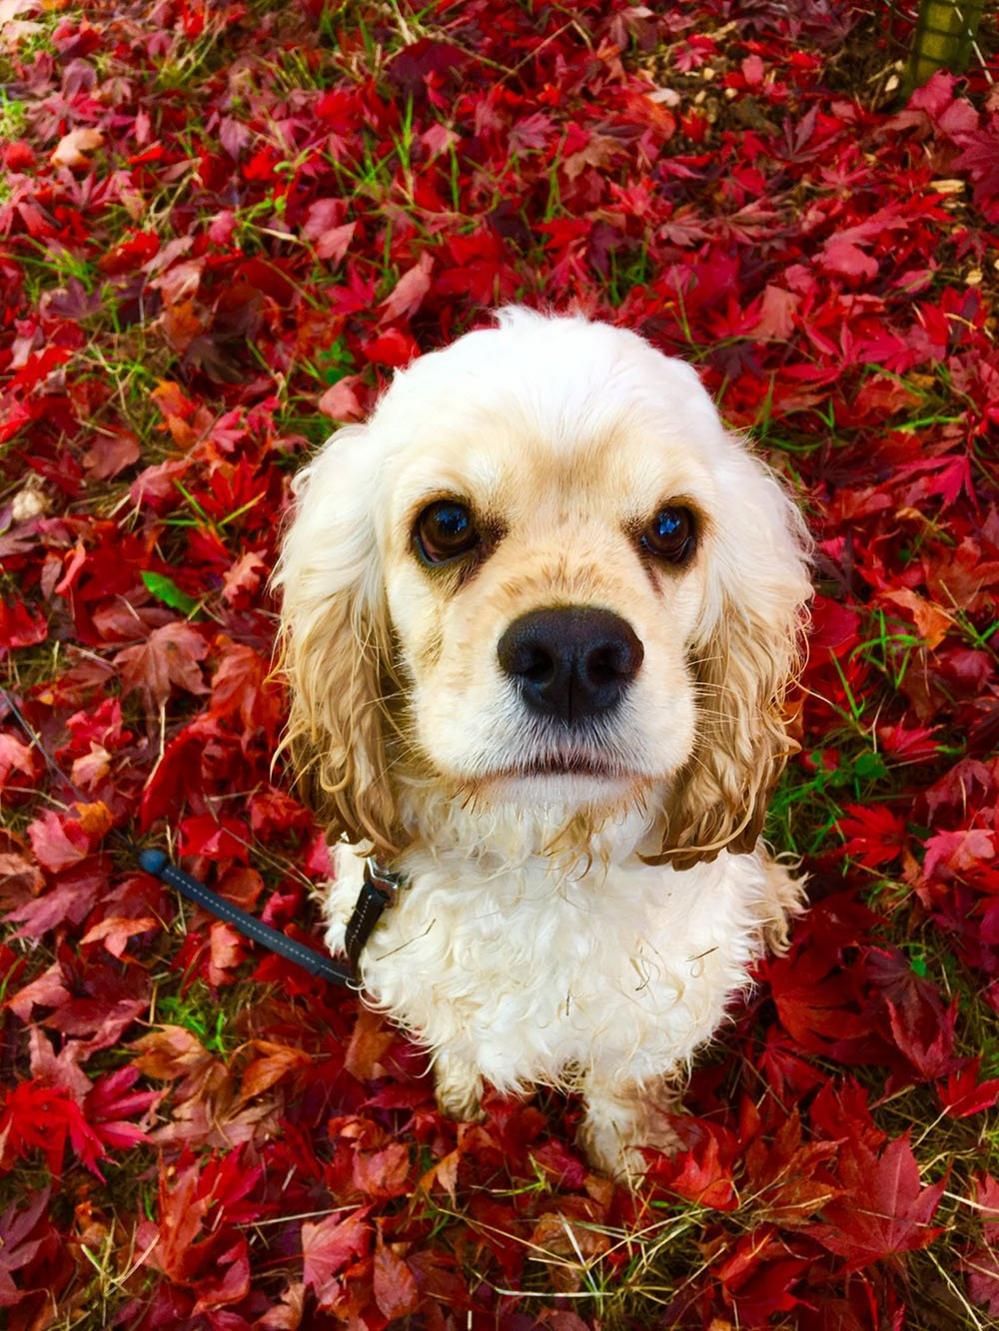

left=0, top=1, right=998, bottom=1327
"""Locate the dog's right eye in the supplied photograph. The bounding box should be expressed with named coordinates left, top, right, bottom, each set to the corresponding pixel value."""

left=414, top=500, right=480, bottom=564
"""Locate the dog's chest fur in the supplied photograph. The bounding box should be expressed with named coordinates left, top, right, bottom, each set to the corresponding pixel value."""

left=323, top=842, right=792, bottom=1093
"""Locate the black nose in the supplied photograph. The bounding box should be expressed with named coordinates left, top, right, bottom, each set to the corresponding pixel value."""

left=497, top=607, right=644, bottom=726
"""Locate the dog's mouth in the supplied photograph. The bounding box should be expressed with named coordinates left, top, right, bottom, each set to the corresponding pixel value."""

left=490, top=754, right=626, bottom=780
left=522, top=756, right=618, bottom=777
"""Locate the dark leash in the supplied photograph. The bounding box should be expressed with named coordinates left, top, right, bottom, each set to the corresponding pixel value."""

left=1, top=686, right=401, bottom=987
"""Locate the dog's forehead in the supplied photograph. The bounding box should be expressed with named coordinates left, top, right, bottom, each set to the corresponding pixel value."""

left=379, top=319, right=723, bottom=520
left=380, top=317, right=716, bottom=439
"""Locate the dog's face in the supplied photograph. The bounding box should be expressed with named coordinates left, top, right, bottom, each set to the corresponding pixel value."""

left=277, top=310, right=811, bottom=863
left=382, top=349, right=712, bottom=810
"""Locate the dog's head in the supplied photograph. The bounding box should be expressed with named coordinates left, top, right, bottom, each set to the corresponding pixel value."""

left=275, top=309, right=811, bottom=865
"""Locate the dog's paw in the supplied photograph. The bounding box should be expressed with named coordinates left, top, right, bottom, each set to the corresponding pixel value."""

left=578, top=1108, right=680, bottom=1183
left=578, top=1080, right=681, bottom=1184
left=757, top=855, right=808, bottom=955
left=434, top=1056, right=485, bottom=1123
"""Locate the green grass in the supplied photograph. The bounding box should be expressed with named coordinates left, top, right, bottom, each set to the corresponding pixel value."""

left=156, top=984, right=234, bottom=1055
left=0, top=88, right=27, bottom=141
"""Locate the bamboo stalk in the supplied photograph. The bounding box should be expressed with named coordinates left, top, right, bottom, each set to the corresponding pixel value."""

left=907, top=0, right=986, bottom=88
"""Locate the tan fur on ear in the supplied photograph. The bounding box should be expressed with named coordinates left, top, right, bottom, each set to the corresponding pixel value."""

left=644, top=440, right=811, bottom=869
left=272, top=427, right=406, bottom=861
left=647, top=600, right=804, bottom=869
left=278, top=592, right=405, bottom=860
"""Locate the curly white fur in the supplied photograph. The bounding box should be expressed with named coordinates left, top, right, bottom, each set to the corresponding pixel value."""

left=274, top=309, right=812, bottom=1181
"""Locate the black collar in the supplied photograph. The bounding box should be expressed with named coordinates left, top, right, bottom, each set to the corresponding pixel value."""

left=344, top=856, right=406, bottom=969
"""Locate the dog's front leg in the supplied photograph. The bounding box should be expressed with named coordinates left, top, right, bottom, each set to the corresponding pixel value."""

left=433, top=1050, right=484, bottom=1122
left=577, top=1074, right=681, bottom=1183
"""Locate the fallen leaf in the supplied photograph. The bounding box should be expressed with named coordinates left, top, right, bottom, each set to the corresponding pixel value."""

left=301, top=1208, right=370, bottom=1308
left=50, top=128, right=104, bottom=170
left=115, top=621, right=208, bottom=709
left=809, top=1134, right=946, bottom=1267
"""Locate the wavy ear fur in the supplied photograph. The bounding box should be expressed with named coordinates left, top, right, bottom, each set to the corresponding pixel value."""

left=649, top=438, right=812, bottom=868
left=273, top=427, right=404, bottom=859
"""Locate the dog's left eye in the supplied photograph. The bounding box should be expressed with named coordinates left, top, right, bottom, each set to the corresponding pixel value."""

left=414, top=500, right=480, bottom=563
left=641, top=506, right=695, bottom=563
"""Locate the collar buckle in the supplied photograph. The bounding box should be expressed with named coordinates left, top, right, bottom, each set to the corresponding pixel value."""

left=344, top=857, right=406, bottom=969
left=364, top=856, right=405, bottom=894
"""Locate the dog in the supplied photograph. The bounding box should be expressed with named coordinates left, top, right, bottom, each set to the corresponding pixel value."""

left=275, top=308, right=812, bottom=1181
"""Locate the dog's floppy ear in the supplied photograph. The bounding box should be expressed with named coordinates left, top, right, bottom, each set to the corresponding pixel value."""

left=649, top=439, right=812, bottom=868
left=273, top=426, right=403, bottom=859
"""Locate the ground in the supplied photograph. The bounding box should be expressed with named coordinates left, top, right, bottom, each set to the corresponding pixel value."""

left=0, top=1, right=998, bottom=1328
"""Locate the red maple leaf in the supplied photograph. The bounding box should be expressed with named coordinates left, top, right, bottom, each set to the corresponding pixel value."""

left=0, top=1080, right=100, bottom=1176
left=837, top=804, right=907, bottom=868
left=766, top=940, right=869, bottom=1051
left=0, top=1188, right=52, bottom=1309
left=744, top=1111, right=841, bottom=1226
left=644, top=1119, right=739, bottom=1211
left=373, top=1229, right=420, bottom=1320
left=302, top=1207, right=371, bottom=1308
left=938, top=1059, right=999, bottom=1119
left=952, top=122, right=999, bottom=209
left=115, top=621, right=208, bottom=709
left=964, top=1174, right=999, bottom=1316
left=809, top=1134, right=946, bottom=1268
left=0, top=600, right=47, bottom=652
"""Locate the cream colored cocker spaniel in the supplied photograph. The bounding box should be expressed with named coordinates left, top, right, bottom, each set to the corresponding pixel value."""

left=275, top=308, right=812, bottom=1181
